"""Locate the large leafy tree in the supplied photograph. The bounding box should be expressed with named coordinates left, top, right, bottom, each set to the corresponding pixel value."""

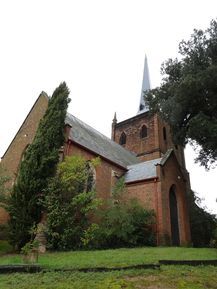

left=8, top=82, right=70, bottom=249
left=146, top=19, right=217, bottom=168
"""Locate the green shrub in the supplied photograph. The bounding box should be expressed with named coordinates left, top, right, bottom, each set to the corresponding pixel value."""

left=44, top=156, right=101, bottom=250
left=82, top=178, right=156, bottom=249
left=210, top=227, right=217, bottom=248
left=44, top=158, right=156, bottom=251
left=0, top=224, right=9, bottom=240
left=188, top=190, right=217, bottom=247
left=85, top=199, right=156, bottom=249
left=0, top=240, right=13, bottom=255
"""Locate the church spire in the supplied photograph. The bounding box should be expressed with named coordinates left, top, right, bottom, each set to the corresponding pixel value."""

left=137, top=54, right=151, bottom=114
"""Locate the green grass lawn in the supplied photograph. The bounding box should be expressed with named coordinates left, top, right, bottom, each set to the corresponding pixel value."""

left=0, top=266, right=216, bottom=289
left=0, top=247, right=217, bottom=289
left=0, top=246, right=216, bottom=268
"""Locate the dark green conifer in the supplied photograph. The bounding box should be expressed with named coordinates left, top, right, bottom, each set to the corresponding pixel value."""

left=8, top=82, right=70, bottom=249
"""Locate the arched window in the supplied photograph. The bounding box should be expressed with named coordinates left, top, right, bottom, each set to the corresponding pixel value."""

left=140, top=125, right=147, bottom=138
left=163, top=127, right=167, bottom=141
left=85, top=161, right=96, bottom=192
left=119, top=132, right=126, bottom=145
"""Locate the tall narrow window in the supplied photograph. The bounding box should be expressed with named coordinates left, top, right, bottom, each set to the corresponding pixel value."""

left=163, top=127, right=167, bottom=141
left=140, top=125, right=147, bottom=138
left=85, top=161, right=96, bottom=192
left=119, top=132, right=126, bottom=145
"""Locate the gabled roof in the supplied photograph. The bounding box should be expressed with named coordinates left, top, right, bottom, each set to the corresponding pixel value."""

left=160, top=148, right=173, bottom=166
left=124, top=149, right=174, bottom=183
left=65, top=113, right=139, bottom=169
left=125, top=158, right=161, bottom=183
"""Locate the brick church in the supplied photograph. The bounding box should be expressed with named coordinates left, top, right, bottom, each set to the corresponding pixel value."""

left=0, top=57, right=191, bottom=246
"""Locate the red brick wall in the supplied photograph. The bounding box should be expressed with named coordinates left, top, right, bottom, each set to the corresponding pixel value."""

left=113, top=113, right=186, bottom=168
left=1, top=94, right=48, bottom=183
left=114, top=113, right=159, bottom=160
left=125, top=180, right=157, bottom=210
left=157, top=116, right=186, bottom=169
left=0, top=94, right=48, bottom=224
left=158, top=155, right=191, bottom=245
left=65, top=141, right=126, bottom=200
left=0, top=207, right=9, bottom=224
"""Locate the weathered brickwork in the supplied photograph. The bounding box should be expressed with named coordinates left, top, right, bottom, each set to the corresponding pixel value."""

left=1, top=93, right=49, bottom=184
left=114, top=112, right=159, bottom=160
left=0, top=93, right=48, bottom=224
left=0, top=207, right=9, bottom=224
left=113, top=112, right=186, bottom=168
left=126, top=180, right=157, bottom=210
left=113, top=112, right=191, bottom=245
left=156, top=116, right=186, bottom=169
left=65, top=141, right=126, bottom=201
left=158, top=155, right=191, bottom=245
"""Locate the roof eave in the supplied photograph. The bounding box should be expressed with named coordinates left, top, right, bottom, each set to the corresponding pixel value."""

left=125, top=176, right=158, bottom=185
left=67, top=138, right=129, bottom=170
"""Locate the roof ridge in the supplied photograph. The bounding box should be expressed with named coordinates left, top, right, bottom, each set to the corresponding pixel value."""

left=127, top=157, right=162, bottom=168
left=65, top=112, right=140, bottom=168
left=66, top=112, right=138, bottom=158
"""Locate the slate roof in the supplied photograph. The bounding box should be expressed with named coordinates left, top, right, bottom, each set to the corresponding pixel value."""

left=124, top=149, right=174, bottom=183
left=65, top=113, right=139, bottom=168
left=125, top=158, right=161, bottom=183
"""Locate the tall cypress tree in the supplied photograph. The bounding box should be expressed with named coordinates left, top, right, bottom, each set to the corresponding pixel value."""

left=8, top=82, right=70, bottom=249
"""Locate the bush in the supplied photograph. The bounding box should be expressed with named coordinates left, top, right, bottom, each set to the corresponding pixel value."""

left=44, top=156, right=101, bottom=250
left=44, top=157, right=156, bottom=251
left=210, top=227, right=217, bottom=248
left=82, top=178, right=156, bottom=249
left=88, top=200, right=156, bottom=248
left=0, top=224, right=10, bottom=240
left=188, top=190, right=217, bottom=247
left=0, top=240, right=13, bottom=255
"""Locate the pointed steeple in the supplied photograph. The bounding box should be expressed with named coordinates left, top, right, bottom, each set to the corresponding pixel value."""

left=137, top=55, right=151, bottom=114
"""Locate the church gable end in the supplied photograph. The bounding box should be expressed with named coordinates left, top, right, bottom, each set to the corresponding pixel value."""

left=1, top=92, right=49, bottom=184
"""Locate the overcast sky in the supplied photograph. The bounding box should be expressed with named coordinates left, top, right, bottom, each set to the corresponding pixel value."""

left=0, top=0, right=216, bottom=213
